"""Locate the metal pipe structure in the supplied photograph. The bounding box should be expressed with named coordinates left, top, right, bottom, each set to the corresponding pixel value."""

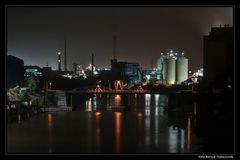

left=113, top=35, right=117, bottom=59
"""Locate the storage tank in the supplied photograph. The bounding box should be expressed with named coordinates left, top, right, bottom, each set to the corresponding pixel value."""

left=156, top=57, right=164, bottom=71
left=156, top=56, right=164, bottom=80
left=166, top=57, right=176, bottom=84
left=176, top=56, right=188, bottom=84
left=162, top=59, right=167, bottom=82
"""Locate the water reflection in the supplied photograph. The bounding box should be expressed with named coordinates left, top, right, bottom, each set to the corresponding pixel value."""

left=86, top=112, right=92, bottom=151
left=47, top=113, right=53, bottom=153
left=115, top=112, right=122, bottom=153
left=145, top=112, right=151, bottom=151
left=187, top=116, right=191, bottom=152
left=95, top=112, right=101, bottom=152
left=145, top=94, right=151, bottom=116
left=181, top=129, right=185, bottom=150
left=137, top=112, right=143, bottom=151
left=93, top=96, right=97, bottom=111
left=114, top=94, right=121, bottom=106
left=168, top=126, right=178, bottom=153
left=8, top=94, right=202, bottom=153
left=155, top=94, right=160, bottom=107
left=86, top=98, right=92, bottom=111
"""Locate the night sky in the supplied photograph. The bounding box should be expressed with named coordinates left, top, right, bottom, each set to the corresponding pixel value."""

left=7, top=6, right=233, bottom=71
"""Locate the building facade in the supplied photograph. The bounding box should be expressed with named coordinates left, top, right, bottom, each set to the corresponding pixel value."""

left=203, top=25, right=233, bottom=88
left=111, top=59, right=142, bottom=84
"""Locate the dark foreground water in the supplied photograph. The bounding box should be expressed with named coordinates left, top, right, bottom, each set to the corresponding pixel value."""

left=7, top=94, right=218, bottom=154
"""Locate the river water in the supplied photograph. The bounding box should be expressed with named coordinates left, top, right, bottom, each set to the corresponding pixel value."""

left=7, top=93, right=205, bottom=154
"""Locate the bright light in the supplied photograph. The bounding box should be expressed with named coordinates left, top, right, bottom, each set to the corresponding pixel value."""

left=191, top=76, right=198, bottom=83
left=182, top=52, right=184, bottom=55
left=146, top=75, right=150, bottom=80
left=137, top=112, right=143, bottom=117
left=95, top=112, right=101, bottom=116
left=170, top=81, right=175, bottom=84
left=58, top=52, right=61, bottom=55
left=170, top=50, right=173, bottom=53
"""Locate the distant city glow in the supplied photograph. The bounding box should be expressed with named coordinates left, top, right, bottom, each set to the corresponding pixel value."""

left=8, top=8, right=232, bottom=71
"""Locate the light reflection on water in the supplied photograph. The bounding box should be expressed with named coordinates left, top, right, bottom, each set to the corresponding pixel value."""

left=7, top=94, right=200, bottom=153
left=95, top=112, right=101, bottom=152
left=47, top=113, right=52, bottom=153
left=115, top=112, right=122, bottom=153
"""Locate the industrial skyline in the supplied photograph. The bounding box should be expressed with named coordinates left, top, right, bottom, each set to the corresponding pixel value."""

left=7, top=6, right=233, bottom=71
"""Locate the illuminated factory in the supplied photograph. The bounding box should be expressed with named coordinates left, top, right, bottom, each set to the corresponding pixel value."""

left=156, top=50, right=188, bottom=84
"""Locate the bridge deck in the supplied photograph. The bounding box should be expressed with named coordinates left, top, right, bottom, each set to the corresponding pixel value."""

left=47, top=89, right=195, bottom=94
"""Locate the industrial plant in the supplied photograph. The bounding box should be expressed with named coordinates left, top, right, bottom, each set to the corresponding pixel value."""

left=156, top=50, right=188, bottom=85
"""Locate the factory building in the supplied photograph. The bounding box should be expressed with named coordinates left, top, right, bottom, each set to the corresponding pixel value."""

left=24, top=65, right=42, bottom=77
left=73, top=63, right=83, bottom=76
left=156, top=50, right=188, bottom=84
left=111, top=59, right=142, bottom=84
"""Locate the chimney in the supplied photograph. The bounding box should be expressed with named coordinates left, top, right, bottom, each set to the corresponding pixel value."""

left=58, top=52, right=61, bottom=71
left=64, top=37, right=67, bottom=71
left=92, top=53, right=94, bottom=76
left=113, top=35, right=117, bottom=60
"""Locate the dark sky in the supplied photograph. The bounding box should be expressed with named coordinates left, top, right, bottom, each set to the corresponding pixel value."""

left=7, top=7, right=233, bottom=71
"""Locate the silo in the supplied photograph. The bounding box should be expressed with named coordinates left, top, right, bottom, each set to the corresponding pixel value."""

left=156, top=57, right=164, bottom=80
left=156, top=57, right=163, bottom=71
left=176, top=57, right=188, bottom=84
left=162, top=58, right=167, bottom=82
left=166, top=57, right=176, bottom=84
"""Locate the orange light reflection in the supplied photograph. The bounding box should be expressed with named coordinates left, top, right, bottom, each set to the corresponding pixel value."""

left=95, top=112, right=101, bottom=152
left=137, top=112, right=143, bottom=150
left=48, top=114, right=53, bottom=153
left=95, top=112, right=101, bottom=116
left=115, top=112, right=122, bottom=153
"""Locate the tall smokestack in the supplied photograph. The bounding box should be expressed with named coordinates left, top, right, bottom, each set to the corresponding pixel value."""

left=64, top=37, right=67, bottom=71
left=92, top=53, right=94, bottom=76
left=113, top=35, right=117, bottom=59
left=58, top=52, right=61, bottom=71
